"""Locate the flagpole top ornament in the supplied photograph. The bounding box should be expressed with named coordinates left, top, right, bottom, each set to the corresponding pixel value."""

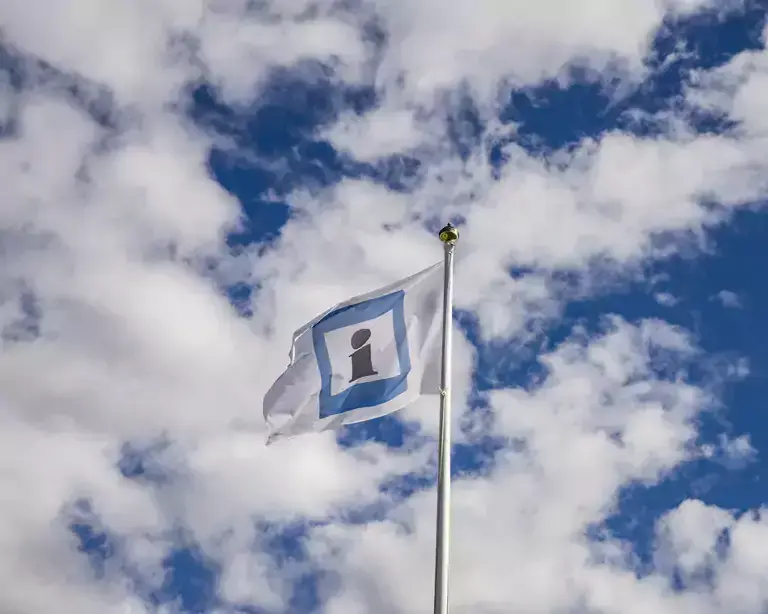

left=438, top=223, right=459, bottom=245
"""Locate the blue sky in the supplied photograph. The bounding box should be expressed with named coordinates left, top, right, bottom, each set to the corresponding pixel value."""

left=3, top=2, right=768, bottom=614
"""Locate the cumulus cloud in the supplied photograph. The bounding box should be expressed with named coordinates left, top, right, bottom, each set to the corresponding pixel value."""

left=1, top=1, right=767, bottom=613
left=713, top=289, right=742, bottom=308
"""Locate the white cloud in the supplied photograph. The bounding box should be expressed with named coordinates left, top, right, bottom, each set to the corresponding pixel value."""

left=368, top=0, right=718, bottom=100
left=713, top=289, right=742, bottom=308
left=656, top=499, right=733, bottom=579
left=701, top=434, right=756, bottom=469
left=324, top=107, right=429, bottom=162
left=655, top=292, right=678, bottom=306
left=1, top=1, right=767, bottom=613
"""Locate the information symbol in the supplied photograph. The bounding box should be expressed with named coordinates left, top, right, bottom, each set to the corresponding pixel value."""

left=349, top=328, right=378, bottom=382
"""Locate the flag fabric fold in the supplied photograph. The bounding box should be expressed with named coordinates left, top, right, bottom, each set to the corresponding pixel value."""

left=263, top=262, right=443, bottom=443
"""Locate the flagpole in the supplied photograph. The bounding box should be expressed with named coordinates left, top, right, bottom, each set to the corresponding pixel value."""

left=434, top=223, right=458, bottom=614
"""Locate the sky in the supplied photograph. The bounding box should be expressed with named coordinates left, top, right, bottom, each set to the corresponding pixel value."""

left=3, top=1, right=768, bottom=613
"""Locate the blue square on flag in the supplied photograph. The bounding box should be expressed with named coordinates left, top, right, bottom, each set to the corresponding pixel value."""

left=312, top=290, right=411, bottom=419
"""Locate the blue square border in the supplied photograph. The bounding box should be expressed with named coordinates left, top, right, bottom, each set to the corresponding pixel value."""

left=312, top=290, right=410, bottom=419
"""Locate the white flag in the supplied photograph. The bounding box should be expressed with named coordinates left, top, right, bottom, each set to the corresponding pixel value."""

left=263, top=262, right=444, bottom=443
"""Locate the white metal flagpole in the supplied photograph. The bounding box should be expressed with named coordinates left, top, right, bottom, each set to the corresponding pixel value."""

left=433, top=223, right=458, bottom=614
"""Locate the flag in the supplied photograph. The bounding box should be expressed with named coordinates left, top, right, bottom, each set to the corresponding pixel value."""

left=263, top=262, right=444, bottom=443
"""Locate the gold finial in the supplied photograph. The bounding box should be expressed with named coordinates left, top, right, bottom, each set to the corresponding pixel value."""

left=438, top=223, right=459, bottom=245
